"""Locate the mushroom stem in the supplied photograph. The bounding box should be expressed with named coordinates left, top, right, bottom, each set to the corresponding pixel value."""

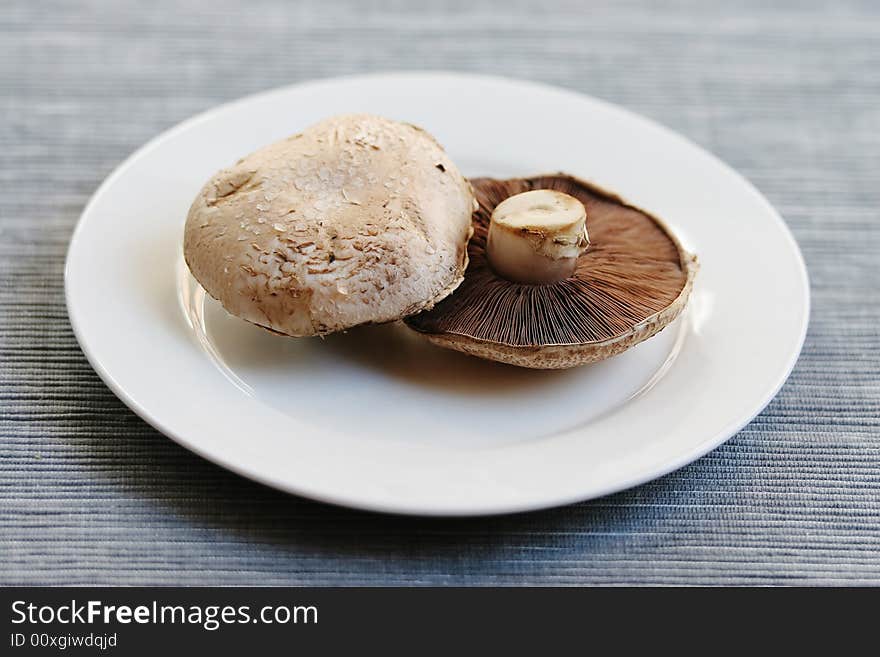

left=486, top=189, right=589, bottom=284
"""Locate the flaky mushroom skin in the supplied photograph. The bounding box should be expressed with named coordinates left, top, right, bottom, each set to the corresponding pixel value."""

left=184, top=114, right=475, bottom=336
left=405, top=174, right=698, bottom=369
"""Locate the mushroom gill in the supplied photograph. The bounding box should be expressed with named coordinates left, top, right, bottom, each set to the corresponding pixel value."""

left=404, top=173, right=697, bottom=368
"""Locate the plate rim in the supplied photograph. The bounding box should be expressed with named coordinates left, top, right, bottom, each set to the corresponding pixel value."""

left=65, top=71, right=811, bottom=516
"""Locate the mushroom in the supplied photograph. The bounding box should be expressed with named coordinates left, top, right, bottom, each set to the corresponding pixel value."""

left=405, top=173, right=698, bottom=369
left=184, top=114, right=475, bottom=336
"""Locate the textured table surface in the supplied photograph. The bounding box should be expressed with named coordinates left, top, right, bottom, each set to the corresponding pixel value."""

left=2, top=0, right=878, bottom=585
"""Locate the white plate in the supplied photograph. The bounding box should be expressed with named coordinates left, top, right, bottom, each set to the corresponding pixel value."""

left=66, top=72, right=809, bottom=516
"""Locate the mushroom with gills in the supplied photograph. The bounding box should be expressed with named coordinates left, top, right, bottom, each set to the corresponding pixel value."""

left=404, top=173, right=698, bottom=369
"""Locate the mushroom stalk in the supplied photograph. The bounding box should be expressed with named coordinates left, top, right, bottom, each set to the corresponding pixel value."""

left=486, top=189, right=589, bottom=284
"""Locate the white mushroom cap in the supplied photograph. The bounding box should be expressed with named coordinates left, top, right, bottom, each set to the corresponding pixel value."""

left=184, top=114, right=475, bottom=336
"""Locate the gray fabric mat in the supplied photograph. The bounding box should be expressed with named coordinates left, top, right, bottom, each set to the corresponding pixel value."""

left=2, top=0, right=878, bottom=585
